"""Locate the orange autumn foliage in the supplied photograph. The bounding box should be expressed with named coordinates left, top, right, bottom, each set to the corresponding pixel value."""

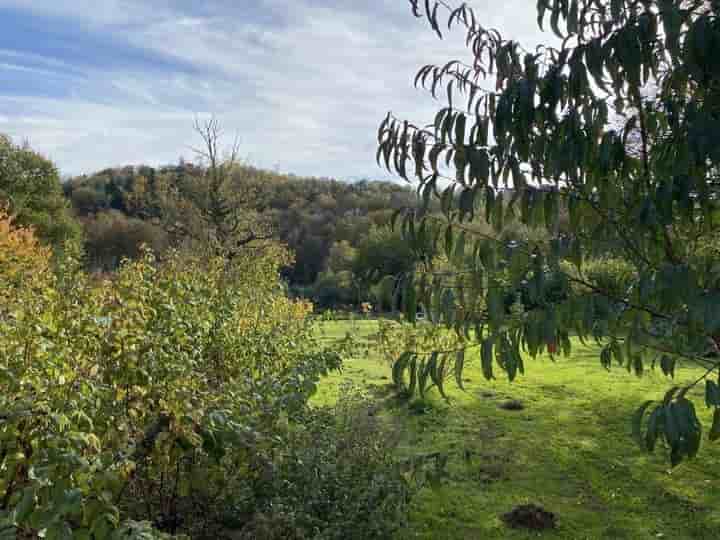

left=0, top=205, right=51, bottom=303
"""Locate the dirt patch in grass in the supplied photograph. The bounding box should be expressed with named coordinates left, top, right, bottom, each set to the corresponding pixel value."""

left=498, top=399, right=525, bottom=411
left=502, top=504, right=556, bottom=530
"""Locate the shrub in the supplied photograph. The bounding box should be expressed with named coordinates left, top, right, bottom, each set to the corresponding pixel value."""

left=237, top=386, right=410, bottom=540
left=584, top=257, right=637, bottom=300
left=0, top=239, right=343, bottom=539
left=0, top=197, right=417, bottom=539
left=562, top=257, right=637, bottom=301
left=310, top=270, right=357, bottom=309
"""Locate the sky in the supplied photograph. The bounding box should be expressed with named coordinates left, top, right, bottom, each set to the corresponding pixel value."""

left=0, top=0, right=547, bottom=180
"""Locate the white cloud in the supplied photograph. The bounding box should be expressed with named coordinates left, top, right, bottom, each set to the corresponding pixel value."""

left=0, top=0, right=552, bottom=179
left=0, top=0, right=169, bottom=26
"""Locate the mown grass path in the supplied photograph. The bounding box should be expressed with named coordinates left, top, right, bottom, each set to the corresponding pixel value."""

left=313, top=319, right=720, bottom=539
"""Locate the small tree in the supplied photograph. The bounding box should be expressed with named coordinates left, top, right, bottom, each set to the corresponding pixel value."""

left=160, top=118, right=273, bottom=259
left=0, top=135, right=81, bottom=249
left=379, top=0, right=720, bottom=464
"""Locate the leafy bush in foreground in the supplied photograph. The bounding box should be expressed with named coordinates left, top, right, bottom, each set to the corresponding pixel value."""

left=0, top=217, right=408, bottom=539
left=239, top=386, right=410, bottom=540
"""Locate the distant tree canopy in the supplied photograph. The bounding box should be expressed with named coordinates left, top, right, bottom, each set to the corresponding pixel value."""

left=65, top=158, right=418, bottom=282
left=379, top=0, right=720, bottom=465
left=0, top=135, right=81, bottom=249
left=353, top=227, right=424, bottom=292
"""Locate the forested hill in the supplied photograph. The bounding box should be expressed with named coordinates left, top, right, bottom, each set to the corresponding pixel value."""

left=63, top=162, right=418, bottom=285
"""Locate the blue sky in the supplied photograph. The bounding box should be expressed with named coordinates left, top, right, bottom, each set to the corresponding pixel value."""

left=0, top=0, right=545, bottom=179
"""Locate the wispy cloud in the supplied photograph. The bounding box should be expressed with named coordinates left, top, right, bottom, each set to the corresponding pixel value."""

left=0, top=0, right=550, bottom=179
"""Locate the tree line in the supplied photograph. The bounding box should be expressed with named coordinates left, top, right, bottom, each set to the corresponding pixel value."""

left=0, top=125, right=435, bottom=309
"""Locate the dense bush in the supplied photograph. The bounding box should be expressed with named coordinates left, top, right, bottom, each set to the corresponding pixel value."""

left=567, top=257, right=637, bottom=300
left=239, top=386, right=410, bottom=540
left=307, top=270, right=358, bottom=309
left=0, top=216, right=410, bottom=539
left=562, top=257, right=638, bottom=325
left=600, top=259, right=637, bottom=298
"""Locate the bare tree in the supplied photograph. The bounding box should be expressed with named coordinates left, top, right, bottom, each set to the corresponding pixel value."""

left=161, top=117, right=274, bottom=259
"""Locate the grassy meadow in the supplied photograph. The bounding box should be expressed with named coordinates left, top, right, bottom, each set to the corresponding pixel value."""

left=313, top=318, right=720, bottom=540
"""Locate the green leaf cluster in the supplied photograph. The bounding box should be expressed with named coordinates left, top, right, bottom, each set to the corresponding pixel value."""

left=380, top=0, right=720, bottom=465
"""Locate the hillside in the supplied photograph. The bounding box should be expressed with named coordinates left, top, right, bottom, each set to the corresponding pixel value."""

left=63, top=163, right=418, bottom=285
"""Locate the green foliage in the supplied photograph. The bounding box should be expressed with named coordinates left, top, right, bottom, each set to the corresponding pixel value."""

left=0, top=135, right=81, bottom=249
left=240, top=385, right=410, bottom=540
left=378, top=319, right=467, bottom=399
left=326, top=240, right=357, bottom=274
left=379, top=0, right=720, bottom=464
left=564, top=257, right=637, bottom=300
left=561, top=256, right=638, bottom=326
left=65, top=162, right=418, bottom=285
left=0, top=225, right=353, bottom=538
left=308, top=270, right=358, bottom=309
left=353, top=226, right=432, bottom=308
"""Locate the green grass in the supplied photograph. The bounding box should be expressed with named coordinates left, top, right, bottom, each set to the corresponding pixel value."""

left=313, top=318, right=720, bottom=540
